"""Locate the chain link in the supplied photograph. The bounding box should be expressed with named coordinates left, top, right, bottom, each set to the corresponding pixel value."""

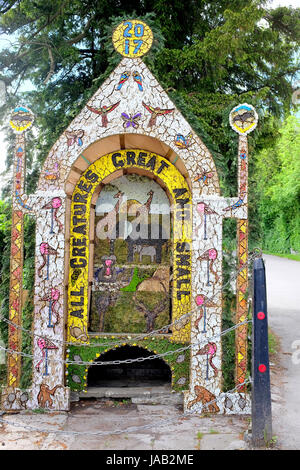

left=0, top=249, right=258, bottom=350
left=0, top=320, right=251, bottom=366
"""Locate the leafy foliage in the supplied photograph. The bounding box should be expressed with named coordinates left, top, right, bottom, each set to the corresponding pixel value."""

left=253, top=114, right=300, bottom=253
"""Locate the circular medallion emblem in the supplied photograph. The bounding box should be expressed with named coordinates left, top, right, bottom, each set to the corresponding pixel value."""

left=229, top=103, right=258, bottom=135
left=112, top=20, right=153, bottom=58
left=9, top=106, right=34, bottom=133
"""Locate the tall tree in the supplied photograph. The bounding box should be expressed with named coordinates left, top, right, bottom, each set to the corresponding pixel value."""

left=0, top=1, right=299, bottom=198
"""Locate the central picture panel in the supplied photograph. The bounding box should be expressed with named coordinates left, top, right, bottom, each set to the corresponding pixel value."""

left=89, top=173, right=172, bottom=334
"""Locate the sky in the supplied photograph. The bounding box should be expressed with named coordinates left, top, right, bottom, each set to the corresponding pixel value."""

left=0, top=0, right=299, bottom=191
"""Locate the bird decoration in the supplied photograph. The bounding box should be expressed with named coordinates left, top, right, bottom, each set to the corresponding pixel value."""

left=9, top=106, right=34, bottom=132
left=194, top=294, right=218, bottom=332
left=42, top=197, right=63, bottom=233
left=229, top=104, right=258, bottom=134
left=38, top=242, right=58, bottom=279
left=197, top=248, right=219, bottom=286
left=116, top=71, right=130, bottom=90
left=133, top=71, right=143, bottom=91
left=223, top=197, right=245, bottom=212
left=35, top=337, right=58, bottom=375
left=195, top=202, right=218, bottom=240
left=65, top=129, right=84, bottom=147
left=10, top=112, right=34, bottom=123
left=142, top=101, right=175, bottom=127
left=175, top=132, right=192, bottom=149
left=121, top=112, right=141, bottom=129
left=87, top=101, right=120, bottom=127
left=40, top=288, right=60, bottom=329
left=196, top=342, right=218, bottom=379
left=232, top=110, right=255, bottom=129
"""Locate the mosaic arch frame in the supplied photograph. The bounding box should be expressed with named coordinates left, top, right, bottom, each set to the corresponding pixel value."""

left=2, top=36, right=253, bottom=413
left=67, top=149, right=192, bottom=345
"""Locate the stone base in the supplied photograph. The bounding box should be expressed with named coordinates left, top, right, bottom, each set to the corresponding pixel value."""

left=183, top=390, right=251, bottom=415
left=76, top=385, right=183, bottom=406
left=1, top=386, right=71, bottom=411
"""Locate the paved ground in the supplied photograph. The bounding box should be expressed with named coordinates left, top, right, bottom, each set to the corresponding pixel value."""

left=263, top=254, right=300, bottom=450
left=0, top=400, right=250, bottom=450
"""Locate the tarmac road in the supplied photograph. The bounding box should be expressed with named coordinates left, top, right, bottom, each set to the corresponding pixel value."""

left=263, top=254, right=300, bottom=450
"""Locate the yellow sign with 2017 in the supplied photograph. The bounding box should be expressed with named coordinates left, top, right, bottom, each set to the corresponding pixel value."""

left=112, top=20, right=153, bottom=58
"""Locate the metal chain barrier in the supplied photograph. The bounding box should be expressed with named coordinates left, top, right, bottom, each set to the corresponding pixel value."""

left=0, top=250, right=259, bottom=350
left=0, top=320, right=251, bottom=366
left=0, top=379, right=252, bottom=437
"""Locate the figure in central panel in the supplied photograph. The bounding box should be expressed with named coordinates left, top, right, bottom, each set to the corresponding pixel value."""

left=90, top=172, right=172, bottom=334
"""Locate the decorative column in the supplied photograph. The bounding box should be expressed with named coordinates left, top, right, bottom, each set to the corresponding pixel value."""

left=7, top=106, right=34, bottom=388
left=229, top=103, right=258, bottom=390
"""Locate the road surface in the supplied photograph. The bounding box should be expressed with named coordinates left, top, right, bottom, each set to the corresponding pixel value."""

left=263, top=254, right=300, bottom=449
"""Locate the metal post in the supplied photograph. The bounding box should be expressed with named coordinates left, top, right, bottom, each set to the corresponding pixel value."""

left=251, top=257, right=272, bottom=446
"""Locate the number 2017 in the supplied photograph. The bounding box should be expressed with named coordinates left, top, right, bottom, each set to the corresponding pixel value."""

left=123, top=21, right=144, bottom=54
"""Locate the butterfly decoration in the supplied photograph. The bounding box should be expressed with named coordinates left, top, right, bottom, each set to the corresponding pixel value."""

left=194, top=171, right=214, bottom=185
left=175, top=132, right=192, bottom=149
left=116, top=71, right=130, bottom=90
left=121, top=112, right=141, bottom=129
left=65, top=129, right=84, bottom=147
left=133, top=71, right=143, bottom=91
left=87, top=101, right=120, bottom=127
